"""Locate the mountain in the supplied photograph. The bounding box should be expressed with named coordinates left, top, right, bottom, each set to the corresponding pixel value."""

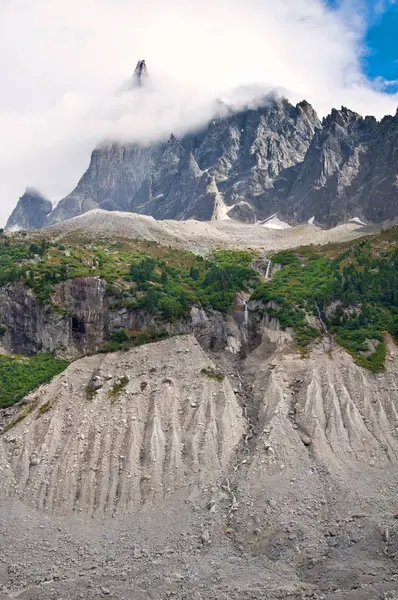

left=45, top=143, right=164, bottom=225
left=5, top=188, right=52, bottom=231
left=45, top=94, right=320, bottom=226
left=6, top=62, right=398, bottom=230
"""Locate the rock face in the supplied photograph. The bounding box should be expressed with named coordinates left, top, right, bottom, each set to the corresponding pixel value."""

left=44, top=94, right=321, bottom=226
left=0, top=335, right=245, bottom=516
left=0, top=278, right=242, bottom=359
left=283, top=107, right=398, bottom=226
left=0, top=278, right=110, bottom=357
left=46, top=144, right=164, bottom=225
left=9, top=92, right=398, bottom=228
left=5, top=188, right=52, bottom=231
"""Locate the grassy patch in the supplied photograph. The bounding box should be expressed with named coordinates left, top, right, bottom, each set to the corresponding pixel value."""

left=99, top=329, right=169, bottom=353
left=200, top=367, right=225, bottom=382
left=85, top=385, right=97, bottom=401
left=108, top=376, right=129, bottom=398
left=36, top=400, right=54, bottom=418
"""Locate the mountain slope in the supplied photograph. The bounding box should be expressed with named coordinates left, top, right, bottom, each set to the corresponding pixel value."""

left=5, top=188, right=52, bottom=232
left=0, top=226, right=398, bottom=599
left=0, top=335, right=244, bottom=516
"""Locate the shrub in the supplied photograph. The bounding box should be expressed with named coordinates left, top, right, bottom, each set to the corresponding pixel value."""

left=0, top=354, right=68, bottom=408
left=108, top=376, right=129, bottom=398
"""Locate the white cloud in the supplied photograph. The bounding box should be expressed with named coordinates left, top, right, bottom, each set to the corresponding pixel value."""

left=0, top=0, right=397, bottom=226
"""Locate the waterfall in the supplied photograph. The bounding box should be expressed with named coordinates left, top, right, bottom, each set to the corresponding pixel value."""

left=315, top=302, right=329, bottom=334
left=244, top=301, right=249, bottom=326
left=265, top=259, right=272, bottom=280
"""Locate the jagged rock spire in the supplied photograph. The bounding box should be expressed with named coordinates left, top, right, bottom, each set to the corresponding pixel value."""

left=133, top=60, right=148, bottom=87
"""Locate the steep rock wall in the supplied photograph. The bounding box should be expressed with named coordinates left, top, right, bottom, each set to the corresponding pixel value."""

left=0, top=278, right=246, bottom=358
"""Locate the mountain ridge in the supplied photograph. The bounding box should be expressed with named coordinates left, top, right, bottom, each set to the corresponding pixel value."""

left=5, top=64, right=398, bottom=231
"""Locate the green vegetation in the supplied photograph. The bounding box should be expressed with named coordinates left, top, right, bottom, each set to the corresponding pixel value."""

left=200, top=367, right=225, bottom=382
left=99, top=329, right=170, bottom=353
left=119, top=249, right=257, bottom=319
left=252, top=237, right=398, bottom=371
left=0, top=353, right=68, bottom=408
left=85, top=385, right=97, bottom=401
left=36, top=400, right=54, bottom=418
left=108, top=376, right=129, bottom=398
left=0, top=237, right=257, bottom=314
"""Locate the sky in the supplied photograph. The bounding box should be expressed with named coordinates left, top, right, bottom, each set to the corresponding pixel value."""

left=0, top=0, right=397, bottom=226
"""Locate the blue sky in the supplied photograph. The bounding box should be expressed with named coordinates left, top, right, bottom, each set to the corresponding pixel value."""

left=327, top=0, right=398, bottom=92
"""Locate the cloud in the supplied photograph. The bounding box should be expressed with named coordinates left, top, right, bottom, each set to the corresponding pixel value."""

left=0, top=0, right=397, bottom=226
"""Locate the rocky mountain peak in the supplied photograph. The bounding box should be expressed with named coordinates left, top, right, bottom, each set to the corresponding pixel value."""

left=324, top=106, right=362, bottom=129
left=5, top=188, right=52, bottom=232
left=5, top=81, right=398, bottom=230
left=296, top=99, right=318, bottom=120
left=133, top=59, right=148, bottom=86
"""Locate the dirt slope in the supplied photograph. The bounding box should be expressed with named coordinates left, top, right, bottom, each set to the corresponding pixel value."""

left=0, top=327, right=397, bottom=599
left=0, top=335, right=244, bottom=516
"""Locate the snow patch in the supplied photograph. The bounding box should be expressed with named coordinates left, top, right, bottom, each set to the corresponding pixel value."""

left=213, top=199, right=231, bottom=221
left=260, top=214, right=291, bottom=230
left=348, top=217, right=367, bottom=226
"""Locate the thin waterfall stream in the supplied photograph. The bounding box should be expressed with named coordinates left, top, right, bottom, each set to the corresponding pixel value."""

left=265, top=259, right=272, bottom=280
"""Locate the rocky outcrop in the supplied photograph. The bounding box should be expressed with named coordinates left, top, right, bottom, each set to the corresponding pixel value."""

left=5, top=188, right=52, bottom=231
left=0, top=278, right=110, bottom=357
left=0, top=278, right=250, bottom=359
left=46, top=143, right=164, bottom=225
left=133, top=59, right=148, bottom=86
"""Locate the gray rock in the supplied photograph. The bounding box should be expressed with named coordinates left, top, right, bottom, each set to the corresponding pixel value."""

left=5, top=188, right=52, bottom=232
left=101, top=587, right=111, bottom=595
left=5, top=92, right=398, bottom=229
left=200, top=530, right=210, bottom=545
left=89, top=376, right=103, bottom=391
left=284, top=107, right=398, bottom=226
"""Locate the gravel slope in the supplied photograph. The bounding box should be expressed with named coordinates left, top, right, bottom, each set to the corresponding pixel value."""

left=47, top=209, right=374, bottom=253
left=1, top=325, right=398, bottom=599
